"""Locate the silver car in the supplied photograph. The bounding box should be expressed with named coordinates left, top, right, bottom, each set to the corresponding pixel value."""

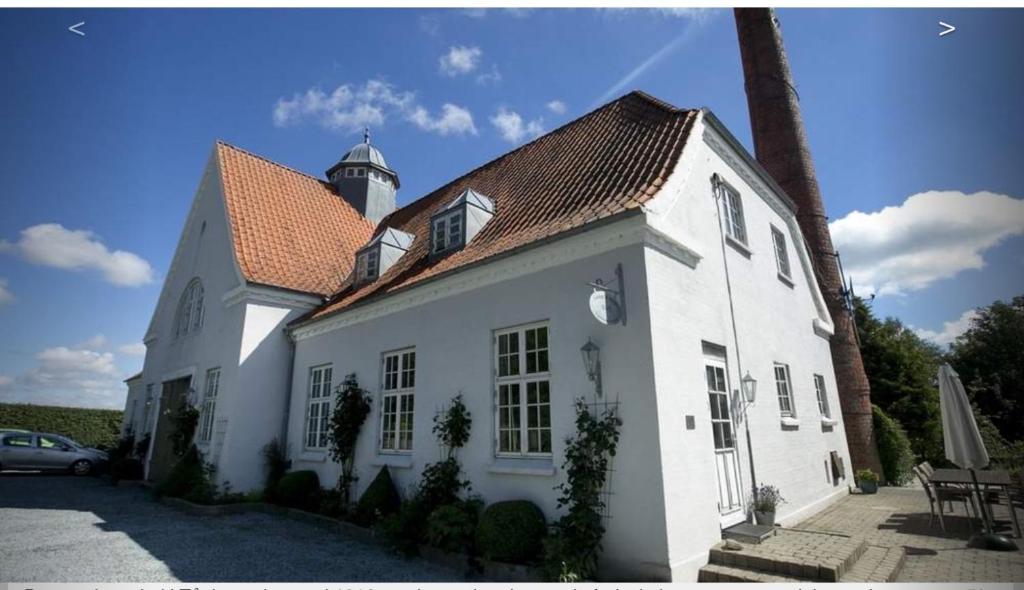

left=0, top=432, right=109, bottom=475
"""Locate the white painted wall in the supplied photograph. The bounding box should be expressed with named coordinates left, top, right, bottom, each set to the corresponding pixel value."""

left=642, top=112, right=853, bottom=580
left=120, top=378, right=144, bottom=436
left=288, top=231, right=673, bottom=581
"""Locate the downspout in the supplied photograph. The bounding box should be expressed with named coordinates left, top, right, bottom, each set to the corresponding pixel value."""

left=711, top=173, right=759, bottom=508
left=280, top=327, right=296, bottom=466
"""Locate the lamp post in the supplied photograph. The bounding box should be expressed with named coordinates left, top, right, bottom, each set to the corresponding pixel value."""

left=580, top=339, right=603, bottom=398
left=740, top=371, right=759, bottom=506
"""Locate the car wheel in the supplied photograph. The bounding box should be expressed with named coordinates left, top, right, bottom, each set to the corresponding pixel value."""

left=71, top=459, right=92, bottom=476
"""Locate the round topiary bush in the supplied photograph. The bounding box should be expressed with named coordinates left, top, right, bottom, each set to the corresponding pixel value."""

left=353, top=466, right=401, bottom=526
left=476, top=500, right=546, bottom=564
left=274, top=470, right=322, bottom=512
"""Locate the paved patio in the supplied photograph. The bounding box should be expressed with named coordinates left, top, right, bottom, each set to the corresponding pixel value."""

left=796, top=487, right=1024, bottom=582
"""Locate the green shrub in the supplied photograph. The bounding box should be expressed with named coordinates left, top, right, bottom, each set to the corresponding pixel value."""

left=872, top=405, right=915, bottom=485
left=152, top=445, right=216, bottom=504
left=477, top=500, right=547, bottom=563
left=261, top=438, right=288, bottom=503
left=0, top=403, right=122, bottom=449
left=274, top=470, right=322, bottom=512
left=377, top=498, right=429, bottom=556
left=110, top=433, right=137, bottom=463
left=426, top=497, right=484, bottom=553
left=856, top=468, right=879, bottom=483
left=416, top=457, right=469, bottom=514
left=110, top=457, right=144, bottom=483
left=319, top=487, right=346, bottom=518
left=352, top=466, right=401, bottom=526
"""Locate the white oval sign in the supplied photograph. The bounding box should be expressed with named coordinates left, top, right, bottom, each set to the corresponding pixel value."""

left=589, top=290, right=621, bottom=325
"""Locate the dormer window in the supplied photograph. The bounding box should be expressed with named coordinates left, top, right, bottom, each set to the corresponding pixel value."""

left=353, top=227, right=415, bottom=285
left=430, top=188, right=494, bottom=258
left=432, top=211, right=463, bottom=254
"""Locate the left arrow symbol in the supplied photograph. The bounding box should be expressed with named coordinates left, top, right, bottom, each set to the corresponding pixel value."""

left=69, top=21, right=85, bottom=36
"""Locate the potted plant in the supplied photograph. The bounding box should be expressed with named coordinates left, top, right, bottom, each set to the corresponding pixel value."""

left=856, top=469, right=879, bottom=494
left=751, top=484, right=785, bottom=526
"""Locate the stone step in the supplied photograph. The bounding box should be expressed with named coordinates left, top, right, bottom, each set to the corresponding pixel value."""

left=840, top=545, right=906, bottom=583
left=706, top=529, right=868, bottom=582
left=698, top=563, right=807, bottom=582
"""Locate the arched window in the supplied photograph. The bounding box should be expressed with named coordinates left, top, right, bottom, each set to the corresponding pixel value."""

left=175, top=278, right=204, bottom=338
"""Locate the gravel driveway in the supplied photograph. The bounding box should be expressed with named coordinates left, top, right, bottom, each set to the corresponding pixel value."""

left=0, top=474, right=458, bottom=582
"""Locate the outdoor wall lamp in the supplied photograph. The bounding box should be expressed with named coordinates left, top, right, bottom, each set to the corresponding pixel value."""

left=741, top=371, right=757, bottom=404
left=580, top=339, right=603, bottom=398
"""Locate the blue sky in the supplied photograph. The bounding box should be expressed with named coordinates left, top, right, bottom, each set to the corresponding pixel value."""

left=1, top=8, right=1022, bottom=408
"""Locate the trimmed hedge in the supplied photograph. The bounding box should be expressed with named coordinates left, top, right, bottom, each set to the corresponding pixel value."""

left=274, top=470, right=322, bottom=512
left=872, top=404, right=915, bottom=486
left=476, top=500, right=546, bottom=564
left=0, top=403, right=122, bottom=449
left=152, top=446, right=215, bottom=504
left=353, top=466, right=401, bottom=526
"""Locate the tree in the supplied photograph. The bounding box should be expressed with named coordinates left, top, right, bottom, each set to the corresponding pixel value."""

left=327, top=374, right=372, bottom=505
left=854, top=298, right=944, bottom=464
left=949, top=296, right=1024, bottom=442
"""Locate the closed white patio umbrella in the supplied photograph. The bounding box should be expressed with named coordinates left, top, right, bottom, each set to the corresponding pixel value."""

left=938, top=363, right=1017, bottom=550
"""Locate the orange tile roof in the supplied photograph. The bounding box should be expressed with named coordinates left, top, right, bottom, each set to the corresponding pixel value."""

left=217, top=142, right=375, bottom=296
left=295, top=91, right=699, bottom=326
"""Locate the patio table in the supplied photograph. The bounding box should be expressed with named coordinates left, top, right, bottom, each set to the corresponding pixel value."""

left=929, top=468, right=1020, bottom=537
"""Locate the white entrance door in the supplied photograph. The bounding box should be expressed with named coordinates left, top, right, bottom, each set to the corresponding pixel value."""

left=705, top=361, right=744, bottom=525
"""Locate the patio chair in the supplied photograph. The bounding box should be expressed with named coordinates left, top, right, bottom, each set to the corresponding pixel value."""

left=913, top=465, right=977, bottom=532
left=919, top=462, right=935, bottom=478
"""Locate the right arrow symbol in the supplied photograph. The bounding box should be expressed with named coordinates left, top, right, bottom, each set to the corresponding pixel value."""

left=939, top=21, right=956, bottom=37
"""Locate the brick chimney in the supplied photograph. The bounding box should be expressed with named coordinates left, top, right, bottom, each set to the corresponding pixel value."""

left=734, top=8, right=884, bottom=477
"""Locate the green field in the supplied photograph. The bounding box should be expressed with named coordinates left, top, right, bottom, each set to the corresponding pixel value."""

left=0, top=403, right=123, bottom=449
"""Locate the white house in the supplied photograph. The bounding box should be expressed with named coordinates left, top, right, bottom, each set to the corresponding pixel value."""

left=131, top=91, right=853, bottom=581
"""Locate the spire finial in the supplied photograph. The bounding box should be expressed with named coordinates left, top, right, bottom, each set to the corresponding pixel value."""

left=363, top=127, right=370, bottom=144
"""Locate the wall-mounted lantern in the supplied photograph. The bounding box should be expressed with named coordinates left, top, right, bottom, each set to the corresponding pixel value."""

left=580, top=339, right=603, bottom=398
left=741, top=371, right=757, bottom=404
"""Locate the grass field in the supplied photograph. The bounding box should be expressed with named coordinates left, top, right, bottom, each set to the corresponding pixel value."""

left=0, top=403, right=123, bottom=449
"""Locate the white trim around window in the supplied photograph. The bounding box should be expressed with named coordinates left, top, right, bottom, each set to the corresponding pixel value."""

left=304, top=364, right=333, bottom=450
left=814, top=373, right=831, bottom=418
left=198, top=367, right=220, bottom=443
left=379, top=348, right=416, bottom=453
left=774, top=362, right=795, bottom=417
left=719, top=181, right=748, bottom=246
left=771, top=225, right=793, bottom=282
left=494, top=322, right=552, bottom=458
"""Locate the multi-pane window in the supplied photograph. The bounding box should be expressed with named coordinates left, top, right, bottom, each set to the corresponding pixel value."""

left=771, top=226, right=792, bottom=279
left=706, top=364, right=735, bottom=450
left=814, top=374, right=831, bottom=418
left=198, top=368, right=220, bottom=443
left=356, top=248, right=380, bottom=282
left=432, top=211, right=464, bottom=254
left=305, top=365, right=333, bottom=449
left=380, top=349, right=416, bottom=452
left=720, top=183, right=748, bottom=244
left=175, top=279, right=204, bottom=338
left=495, top=324, right=551, bottom=456
left=774, top=363, right=795, bottom=417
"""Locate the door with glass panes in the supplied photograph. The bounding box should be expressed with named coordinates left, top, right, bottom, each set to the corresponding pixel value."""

left=705, top=359, right=744, bottom=525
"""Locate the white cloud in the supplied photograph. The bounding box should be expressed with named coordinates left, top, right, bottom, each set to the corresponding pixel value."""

left=0, top=344, right=126, bottom=409
left=476, top=64, right=502, bottom=86
left=439, top=46, right=483, bottom=77
left=1, top=224, right=154, bottom=287
left=600, top=7, right=717, bottom=21
left=460, top=8, right=533, bottom=18
left=273, top=79, right=415, bottom=133
left=273, top=79, right=476, bottom=139
left=408, top=104, right=478, bottom=136
left=829, top=191, right=1024, bottom=296
left=418, top=14, right=441, bottom=37
left=0, top=278, right=13, bottom=306
left=76, top=334, right=108, bottom=350
left=914, top=308, right=979, bottom=347
left=490, top=107, right=544, bottom=144
left=118, top=343, right=147, bottom=357
left=546, top=100, right=567, bottom=115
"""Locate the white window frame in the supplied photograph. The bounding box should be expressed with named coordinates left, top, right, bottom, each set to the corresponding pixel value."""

left=771, top=225, right=792, bottom=279
left=494, top=322, right=552, bottom=458
left=355, top=247, right=380, bottom=282
left=174, top=278, right=204, bottom=338
left=356, top=167, right=366, bottom=177
left=814, top=374, right=831, bottom=418
left=345, top=167, right=355, bottom=177
left=432, top=211, right=464, bottom=254
left=304, top=364, right=333, bottom=450
left=774, top=362, right=796, bottom=417
left=198, top=367, right=220, bottom=443
left=379, top=348, right=416, bottom=453
left=720, top=182, right=748, bottom=245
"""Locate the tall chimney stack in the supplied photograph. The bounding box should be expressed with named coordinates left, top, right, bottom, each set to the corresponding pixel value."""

left=734, top=8, right=884, bottom=477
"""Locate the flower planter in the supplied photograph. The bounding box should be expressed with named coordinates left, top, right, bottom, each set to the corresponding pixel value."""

left=858, top=481, right=878, bottom=494
left=754, top=510, right=776, bottom=526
